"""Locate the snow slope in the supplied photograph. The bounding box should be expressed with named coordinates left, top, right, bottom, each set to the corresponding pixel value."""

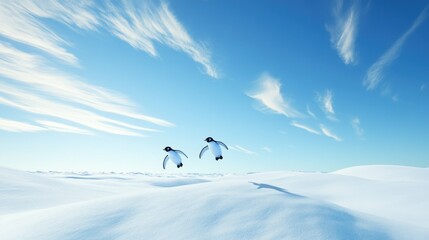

left=1, top=165, right=428, bottom=239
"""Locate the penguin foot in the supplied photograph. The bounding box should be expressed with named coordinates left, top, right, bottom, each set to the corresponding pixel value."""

left=177, top=165, right=180, bottom=168
left=180, top=163, right=183, bottom=167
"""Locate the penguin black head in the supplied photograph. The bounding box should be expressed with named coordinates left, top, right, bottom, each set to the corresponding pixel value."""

left=205, top=137, right=214, bottom=142
left=163, top=146, right=172, bottom=152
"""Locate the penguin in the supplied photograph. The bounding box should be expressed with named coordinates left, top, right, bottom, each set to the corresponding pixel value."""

left=163, top=146, right=188, bottom=169
left=199, top=137, right=228, bottom=161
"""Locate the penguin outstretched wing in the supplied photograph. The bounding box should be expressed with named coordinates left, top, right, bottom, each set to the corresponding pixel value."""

left=199, top=145, right=209, bottom=159
left=216, top=141, right=229, bottom=150
left=175, top=150, right=188, bottom=158
left=163, top=155, right=169, bottom=169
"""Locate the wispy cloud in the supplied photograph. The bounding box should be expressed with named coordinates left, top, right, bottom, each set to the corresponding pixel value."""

left=421, top=83, right=427, bottom=91
left=0, top=1, right=217, bottom=77
left=36, top=120, right=93, bottom=135
left=0, top=82, right=154, bottom=136
left=0, top=43, right=173, bottom=128
left=306, top=105, right=316, bottom=118
left=291, top=121, right=344, bottom=142
left=351, top=117, right=364, bottom=137
left=0, top=1, right=220, bottom=136
left=0, top=1, right=99, bottom=65
left=248, top=75, right=343, bottom=142
left=291, top=121, right=321, bottom=135
left=320, top=124, right=342, bottom=141
left=0, top=42, right=171, bottom=136
left=230, top=145, right=257, bottom=155
left=327, top=0, right=359, bottom=65
left=0, top=117, right=44, bottom=132
left=103, top=1, right=218, bottom=78
left=321, top=90, right=335, bottom=114
left=364, top=5, right=429, bottom=90
left=317, top=90, right=337, bottom=121
left=0, top=116, right=92, bottom=135
left=247, top=73, right=303, bottom=118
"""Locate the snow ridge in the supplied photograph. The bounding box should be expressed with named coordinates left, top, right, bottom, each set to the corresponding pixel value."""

left=1, top=165, right=428, bottom=239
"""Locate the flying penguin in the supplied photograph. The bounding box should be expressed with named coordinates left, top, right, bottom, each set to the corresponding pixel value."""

left=163, top=146, right=188, bottom=169
left=199, top=137, right=228, bottom=161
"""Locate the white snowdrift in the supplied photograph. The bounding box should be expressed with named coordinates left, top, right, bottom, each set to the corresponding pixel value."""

left=1, top=165, right=428, bottom=240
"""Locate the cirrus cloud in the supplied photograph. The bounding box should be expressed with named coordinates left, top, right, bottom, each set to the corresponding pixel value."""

left=364, top=5, right=429, bottom=91
left=317, top=89, right=337, bottom=121
left=327, top=0, right=359, bottom=65
left=351, top=117, right=364, bottom=137
left=103, top=1, right=218, bottom=78
left=0, top=1, right=218, bottom=136
left=247, top=73, right=303, bottom=118
left=0, top=117, right=45, bottom=132
left=291, top=121, right=321, bottom=135
left=320, top=124, right=342, bottom=142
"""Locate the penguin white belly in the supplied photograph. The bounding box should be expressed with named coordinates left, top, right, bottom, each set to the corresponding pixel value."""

left=208, top=141, right=222, bottom=157
left=168, top=151, right=182, bottom=165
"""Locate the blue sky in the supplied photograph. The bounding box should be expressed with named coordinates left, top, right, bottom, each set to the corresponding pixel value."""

left=0, top=0, right=428, bottom=173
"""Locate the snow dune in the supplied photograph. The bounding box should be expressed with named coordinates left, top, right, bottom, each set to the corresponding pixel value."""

left=1, top=165, right=428, bottom=239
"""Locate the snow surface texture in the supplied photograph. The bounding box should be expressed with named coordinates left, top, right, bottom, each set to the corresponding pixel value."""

left=1, top=165, right=428, bottom=240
